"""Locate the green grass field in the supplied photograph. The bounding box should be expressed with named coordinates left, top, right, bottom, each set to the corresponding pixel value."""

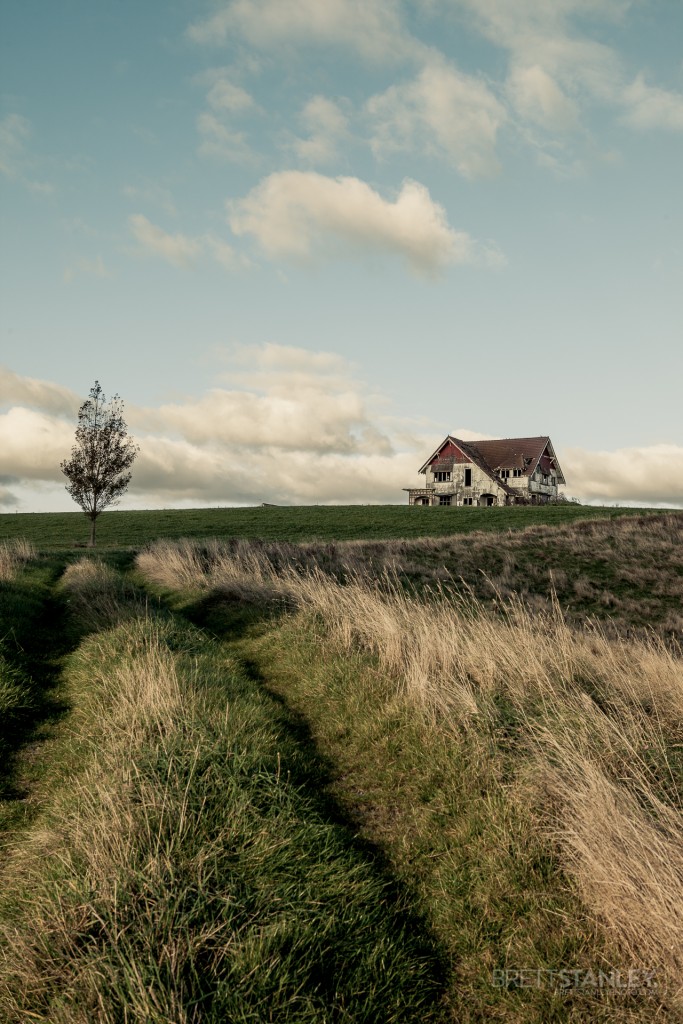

left=1, top=510, right=681, bottom=1022
left=0, top=501, right=660, bottom=548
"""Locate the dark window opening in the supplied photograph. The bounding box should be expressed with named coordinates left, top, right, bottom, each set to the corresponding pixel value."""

left=434, top=471, right=451, bottom=482
left=464, top=467, right=472, bottom=487
left=439, top=495, right=452, bottom=506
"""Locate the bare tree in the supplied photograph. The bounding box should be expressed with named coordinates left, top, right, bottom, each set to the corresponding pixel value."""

left=61, top=382, right=139, bottom=546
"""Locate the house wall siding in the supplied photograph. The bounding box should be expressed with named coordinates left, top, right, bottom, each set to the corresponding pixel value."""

left=421, top=462, right=509, bottom=506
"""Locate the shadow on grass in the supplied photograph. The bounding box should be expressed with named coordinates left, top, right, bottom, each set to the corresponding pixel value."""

left=170, top=590, right=454, bottom=1019
left=0, top=556, right=90, bottom=806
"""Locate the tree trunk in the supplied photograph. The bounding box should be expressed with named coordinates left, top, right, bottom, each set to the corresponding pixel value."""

left=88, top=516, right=97, bottom=547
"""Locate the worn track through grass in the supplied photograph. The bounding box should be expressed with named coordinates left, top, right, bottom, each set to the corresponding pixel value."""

left=0, top=559, right=450, bottom=1023
left=2, top=511, right=682, bottom=1022
left=137, top=527, right=683, bottom=1021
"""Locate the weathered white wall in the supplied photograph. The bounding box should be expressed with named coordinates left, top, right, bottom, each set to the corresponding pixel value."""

left=425, top=462, right=508, bottom=505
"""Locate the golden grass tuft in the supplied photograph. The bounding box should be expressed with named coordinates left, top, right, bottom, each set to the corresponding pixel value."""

left=60, top=558, right=150, bottom=631
left=0, top=619, right=214, bottom=1022
left=0, top=539, right=36, bottom=581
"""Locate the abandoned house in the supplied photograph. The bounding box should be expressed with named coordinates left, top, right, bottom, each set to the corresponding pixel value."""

left=405, top=436, right=566, bottom=507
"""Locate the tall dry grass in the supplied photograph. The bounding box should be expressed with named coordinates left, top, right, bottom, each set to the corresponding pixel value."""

left=0, top=619, right=191, bottom=1022
left=137, top=537, right=683, bottom=1009
left=60, top=557, right=151, bottom=631
left=0, top=539, right=36, bottom=582
left=137, top=511, right=683, bottom=637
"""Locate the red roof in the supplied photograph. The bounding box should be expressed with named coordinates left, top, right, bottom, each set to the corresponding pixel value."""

left=419, top=435, right=566, bottom=485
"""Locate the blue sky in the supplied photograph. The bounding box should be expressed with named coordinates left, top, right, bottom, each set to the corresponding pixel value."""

left=1, top=0, right=682, bottom=510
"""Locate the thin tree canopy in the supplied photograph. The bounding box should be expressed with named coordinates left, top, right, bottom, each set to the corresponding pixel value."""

left=61, top=382, right=139, bottom=545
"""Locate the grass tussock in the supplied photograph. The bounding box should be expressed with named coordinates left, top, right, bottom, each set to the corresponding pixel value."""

left=0, top=584, right=446, bottom=1021
left=0, top=539, right=36, bottom=582
left=59, top=557, right=151, bottom=631
left=137, top=536, right=683, bottom=1015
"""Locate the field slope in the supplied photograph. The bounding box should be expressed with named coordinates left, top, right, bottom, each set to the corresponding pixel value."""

left=0, top=501, right=662, bottom=548
left=1, top=512, right=681, bottom=1022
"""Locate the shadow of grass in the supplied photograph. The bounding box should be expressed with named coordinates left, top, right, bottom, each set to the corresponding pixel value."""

left=161, top=588, right=454, bottom=1018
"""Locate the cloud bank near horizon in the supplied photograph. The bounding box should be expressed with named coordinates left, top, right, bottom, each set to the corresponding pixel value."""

left=1, top=355, right=682, bottom=511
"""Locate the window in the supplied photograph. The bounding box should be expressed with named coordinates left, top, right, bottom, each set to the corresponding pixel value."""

left=434, top=471, right=451, bottom=482
left=464, top=467, right=472, bottom=487
left=513, top=468, right=523, bottom=478
left=462, top=497, right=473, bottom=505
left=499, top=469, right=510, bottom=479
left=439, top=495, right=451, bottom=506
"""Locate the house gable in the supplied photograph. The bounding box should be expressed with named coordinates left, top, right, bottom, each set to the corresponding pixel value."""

left=418, top=437, right=470, bottom=474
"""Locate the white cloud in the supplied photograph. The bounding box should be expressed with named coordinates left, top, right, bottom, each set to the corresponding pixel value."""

left=128, top=214, right=244, bottom=273
left=451, top=0, right=683, bottom=149
left=506, top=64, right=580, bottom=132
left=135, top=343, right=392, bottom=456
left=194, top=71, right=259, bottom=163
left=206, top=78, right=255, bottom=113
left=562, top=444, right=683, bottom=506
left=196, top=112, right=256, bottom=163
left=234, top=341, right=352, bottom=378
left=228, top=171, right=502, bottom=275
left=292, top=96, right=350, bottom=165
left=187, top=0, right=423, bottom=63
left=470, top=1, right=624, bottom=116
left=205, top=234, right=245, bottom=271
left=0, top=407, right=74, bottom=481
left=620, top=75, right=683, bottom=131
left=129, top=440, right=421, bottom=506
left=367, top=57, right=505, bottom=178
left=128, top=214, right=203, bottom=268
left=0, top=366, right=79, bottom=417
left=453, top=0, right=630, bottom=71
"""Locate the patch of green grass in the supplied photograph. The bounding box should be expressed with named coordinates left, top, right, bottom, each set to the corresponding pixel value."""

left=0, top=503, right=659, bottom=549
left=0, top=572, right=449, bottom=1023
left=0, top=562, right=73, bottom=820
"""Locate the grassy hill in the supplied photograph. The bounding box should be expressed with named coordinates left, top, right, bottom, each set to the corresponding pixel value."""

left=0, top=501, right=664, bottom=548
left=1, top=510, right=682, bottom=1022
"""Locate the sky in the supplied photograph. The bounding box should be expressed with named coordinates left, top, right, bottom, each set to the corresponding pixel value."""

left=1, top=0, right=682, bottom=512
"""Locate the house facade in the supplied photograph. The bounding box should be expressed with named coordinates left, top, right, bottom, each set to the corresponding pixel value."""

left=405, top=436, right=566, bottom=507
